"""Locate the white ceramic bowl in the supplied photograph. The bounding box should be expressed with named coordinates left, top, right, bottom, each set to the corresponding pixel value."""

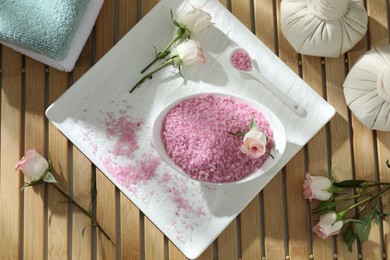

left=152, top=92, right=287, bottom=184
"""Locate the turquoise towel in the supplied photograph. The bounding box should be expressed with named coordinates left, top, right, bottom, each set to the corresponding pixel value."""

left=0, top=0, right=89, bottom=60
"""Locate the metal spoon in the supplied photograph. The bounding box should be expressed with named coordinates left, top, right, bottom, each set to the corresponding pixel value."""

left=230, top=48, right=307, bottom=117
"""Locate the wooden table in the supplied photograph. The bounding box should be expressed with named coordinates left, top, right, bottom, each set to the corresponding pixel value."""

left=1, top=0, right=389, bottom=259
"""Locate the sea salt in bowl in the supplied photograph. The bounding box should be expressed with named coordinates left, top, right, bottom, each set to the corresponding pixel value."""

left=152, top=92, right=286, bottom=184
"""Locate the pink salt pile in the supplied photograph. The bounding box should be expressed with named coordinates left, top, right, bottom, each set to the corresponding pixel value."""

left=230, top=48, right=252, bottom=71
left=161, top=94, right=274, bottom=183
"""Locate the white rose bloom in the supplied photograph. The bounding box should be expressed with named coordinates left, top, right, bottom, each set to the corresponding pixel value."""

left=177, top=2, right=212, bottom=34
left=15, top=148, right=49, bottom=181
left=171, top=39, right=205, bottom=67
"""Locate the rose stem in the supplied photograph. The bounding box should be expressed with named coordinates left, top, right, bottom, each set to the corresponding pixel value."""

left=130, top=59, right=173, bottom=93
left=51, top=183, right=111, bottom=241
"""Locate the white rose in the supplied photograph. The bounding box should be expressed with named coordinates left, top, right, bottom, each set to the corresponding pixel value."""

left=312, top=212, right=343, bottom=239
left=177, top=2, right=212, bottom=34
left=15, top=148, right=49, bottom=181
left=240, top=130, right=267, bottom=159
left=170, top=39, right=205, bottom=67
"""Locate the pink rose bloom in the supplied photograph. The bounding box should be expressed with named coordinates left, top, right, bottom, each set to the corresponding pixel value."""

left=177, top=2, right=212, bottom=34
left=240, top=129, right=267, bottom=159
left=313, top=212, right=343, bottom=239
left=15, top=148, right=49, bottom=181
left=171, top=39, right=205, bottom=67
left=303, top=173, right=332, bottom=201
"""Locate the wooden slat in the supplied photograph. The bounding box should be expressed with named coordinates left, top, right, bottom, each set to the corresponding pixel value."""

left=351, top=120, right=378, bottom=258
left=368, top=1, right=389, bottom=258
left=196, top=245, right=213, bottom=260
left=168, top=242, right=187, bottom=260
left=263, top=174, right=285, bottom=259
left=0, top=47, right=22, bottom=260
left=302, top=55, right=334, bottom=259
left=324, top=56, right=358, bottom=258
left=96, top=170, right=117, bottom=259
left=119, top=0, right=138, bottom=39
left=144, top=218, right=165, bottom=260
left=345, top=7, right=370, bottom=258
left=275, top=0, right=299, bottom=73
left=377, top=133, right=390, bottom=259
left=120, top=194, right=141, bottom=260
left=285, top=151, right=309, bottom=259
left=72, top=147, right=93, bottom=259
left=367, top=0, right=389, bottom=48
left=217, top=220, right=238, bottom=260
left=231, top=0, right=252, bottom=31
left=254, top=0, right=276, bottom=52
left=347, top=1, right=384, bottom=258
left=23, top=57, right=46, bottom=259
left=240, top=199, right=261, bottom=260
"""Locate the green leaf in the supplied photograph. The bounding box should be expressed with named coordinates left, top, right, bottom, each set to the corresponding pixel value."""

left=21, top=179, right=43, bottom=191
left=343, top=224, right=357, bottom=252
left=249, top=116, right=258, bottom=131
left=373, top=211, right=381, bottom=226
left=170, top=9, right=184, bottom=32
left=227, top=131, right=246, bottom=137
left=355, top=210, right=378, bottom=242
left=312, top=200, right=338, bottom=214
left=342, top=219, right=365, bottom=225
left=43, top=172, right=57, bottom=183
left=82, top=224, right=95, bottom=237
left=334, top=180, right=366, bottom=188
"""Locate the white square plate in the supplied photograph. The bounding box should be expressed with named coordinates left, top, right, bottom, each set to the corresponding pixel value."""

left=46, top=0, right=335, bottom=258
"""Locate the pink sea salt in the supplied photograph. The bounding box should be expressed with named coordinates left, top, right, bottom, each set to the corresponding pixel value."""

left=161, top=94, right=274, bottom=183
left=104, top=114, right=141, bottom=159
left=230, top=49, right=252, bottom=71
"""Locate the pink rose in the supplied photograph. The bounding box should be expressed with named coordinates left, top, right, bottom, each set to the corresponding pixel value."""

left=303, top=173, right=332, bottom=201
left=177, top=2, right=212, bottom=34
left=15, top=148, right=49, bottom=181
left=171, top=39, right=205, bottom=67
left=240, top=130, right=267, bottom=159
left=313, top=212, right=343, bottom=239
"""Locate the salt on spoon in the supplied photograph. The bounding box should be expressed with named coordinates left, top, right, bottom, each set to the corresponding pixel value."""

left=230, top=48, right=307, bottom=117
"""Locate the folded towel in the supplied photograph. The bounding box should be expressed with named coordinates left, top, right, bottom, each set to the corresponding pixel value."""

left=0, top=0, right=104, bottom=71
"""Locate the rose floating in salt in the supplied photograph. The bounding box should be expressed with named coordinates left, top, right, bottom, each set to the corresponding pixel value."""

left=229, top=116, right=272, bottom=159
left=160, top=94, right=275, bottom=183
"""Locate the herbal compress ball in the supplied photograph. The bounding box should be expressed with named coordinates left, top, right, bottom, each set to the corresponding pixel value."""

left=343, top=45, right=390, bottom=131
left=281, top=0, right=367, bottom=57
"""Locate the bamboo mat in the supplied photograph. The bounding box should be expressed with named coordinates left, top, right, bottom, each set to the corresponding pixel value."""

left=0, top=0, right=389, bottom=259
